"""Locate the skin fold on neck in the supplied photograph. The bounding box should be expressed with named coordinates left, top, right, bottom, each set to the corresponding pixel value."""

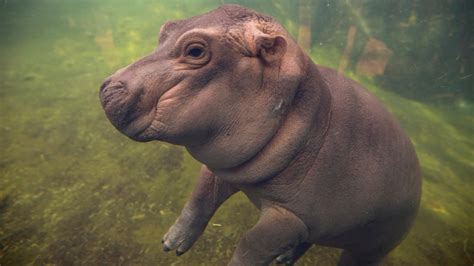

left=208, top=57, right=333, bottom=184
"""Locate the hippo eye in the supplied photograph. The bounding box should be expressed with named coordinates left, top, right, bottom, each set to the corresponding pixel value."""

left=185, top=44, right=206, bottom=59
left=188, top=47, right=204, bottom=58
left=180, top=41, right=210, bottom=67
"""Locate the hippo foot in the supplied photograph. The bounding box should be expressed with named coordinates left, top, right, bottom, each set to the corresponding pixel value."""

left=162, top=210, right=207, bottom=256
left=275, top=242, right=312, bottom=265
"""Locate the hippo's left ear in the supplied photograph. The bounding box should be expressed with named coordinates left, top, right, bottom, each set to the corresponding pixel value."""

left=255, top=34, right=287, bottom=64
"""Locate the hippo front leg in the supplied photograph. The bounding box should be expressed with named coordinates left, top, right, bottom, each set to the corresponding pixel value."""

left=162, top=165, right=238, bottom=255
left=229, top=206, right=309, bottom=266
left=275, top=242, right=313, bottom=265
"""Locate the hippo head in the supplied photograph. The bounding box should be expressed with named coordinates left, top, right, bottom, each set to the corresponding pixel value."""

left=99, top=4, right=307, bottom=169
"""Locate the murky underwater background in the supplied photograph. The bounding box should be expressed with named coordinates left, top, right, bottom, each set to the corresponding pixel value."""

left=0, top=0, right=472, bottom=265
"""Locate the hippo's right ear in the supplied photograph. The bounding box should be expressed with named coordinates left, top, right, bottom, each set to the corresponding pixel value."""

left=255, top=34, right=287, bottom=64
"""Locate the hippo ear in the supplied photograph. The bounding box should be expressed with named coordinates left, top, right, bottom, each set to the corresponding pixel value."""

left=255, top=34, right=287, bottom=64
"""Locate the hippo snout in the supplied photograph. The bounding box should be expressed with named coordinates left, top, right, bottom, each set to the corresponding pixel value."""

left=99, top=77, right=127, bottom=111
left=99, top=67, right=162, bottom=143
left=100, top=77, right=149, bottom=135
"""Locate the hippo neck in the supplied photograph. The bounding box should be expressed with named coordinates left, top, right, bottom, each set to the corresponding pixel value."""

left=208, top=60, right=332, bottom=184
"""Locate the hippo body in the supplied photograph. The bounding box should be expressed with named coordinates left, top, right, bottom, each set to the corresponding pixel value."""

left=99, top=4, right=421, bottom=265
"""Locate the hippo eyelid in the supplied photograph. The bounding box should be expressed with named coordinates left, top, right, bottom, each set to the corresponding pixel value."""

left=181, top=38, right=208, bottom=54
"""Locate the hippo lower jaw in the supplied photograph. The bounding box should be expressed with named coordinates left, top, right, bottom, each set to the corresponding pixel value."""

left=122, top=110, right=159, bottom=142
left=126, top=83, right=187, bottom=142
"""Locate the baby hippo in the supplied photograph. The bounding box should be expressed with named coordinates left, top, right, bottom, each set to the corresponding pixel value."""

left=99, top=4, right=421, bottom=266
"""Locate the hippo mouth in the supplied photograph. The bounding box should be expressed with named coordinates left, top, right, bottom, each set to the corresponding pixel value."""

left=121, top=110, right=158, bottom=141
left=100, top=78, right=184, bottom=142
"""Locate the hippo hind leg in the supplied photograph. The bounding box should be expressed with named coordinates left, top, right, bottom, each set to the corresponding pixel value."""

left=336, top=210, right=418, bottom=266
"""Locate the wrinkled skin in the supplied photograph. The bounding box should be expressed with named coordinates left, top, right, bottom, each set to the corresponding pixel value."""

left=99, top=4, right=422, bottom=266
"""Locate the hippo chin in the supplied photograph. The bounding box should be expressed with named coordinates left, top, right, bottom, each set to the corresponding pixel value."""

left=99, top=4, right=421, bottom=265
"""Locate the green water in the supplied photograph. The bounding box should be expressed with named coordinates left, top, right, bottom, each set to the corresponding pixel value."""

left=0, top=0, right=472, bottom=265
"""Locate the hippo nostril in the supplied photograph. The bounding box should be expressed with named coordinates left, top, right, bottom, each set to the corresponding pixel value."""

left=100, top=79, right=127, bottom=96
left=100, top=78, right=112, bottom=93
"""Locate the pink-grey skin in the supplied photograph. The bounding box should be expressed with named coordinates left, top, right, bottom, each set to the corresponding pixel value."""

left=99, top=4, right=421, bottom=266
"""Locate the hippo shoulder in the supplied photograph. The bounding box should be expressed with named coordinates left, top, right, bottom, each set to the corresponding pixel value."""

left=315, top=64, right=390, bottom=123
